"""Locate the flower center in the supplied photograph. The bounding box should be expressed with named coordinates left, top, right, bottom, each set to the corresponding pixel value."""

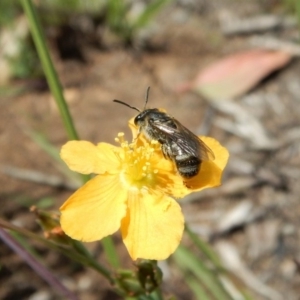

left=115, top=133, right=159, bottom=190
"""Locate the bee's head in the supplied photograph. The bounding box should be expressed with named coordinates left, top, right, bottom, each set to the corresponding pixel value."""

left=134, top=109, right=164, bottom=126
left=113, top=87, right=165, bottom=128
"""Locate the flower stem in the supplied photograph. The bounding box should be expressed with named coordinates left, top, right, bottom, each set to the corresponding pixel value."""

left=0, top=218, right=115, bottom=284
left=70, top=239, right=115, bottom=283
left=21, top=0, right=119, bottom=287
left=20, top=0, right=78, bottom=141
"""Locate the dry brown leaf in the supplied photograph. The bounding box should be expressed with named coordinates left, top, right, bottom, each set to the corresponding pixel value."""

left=177, top=50, right=292, bottom=100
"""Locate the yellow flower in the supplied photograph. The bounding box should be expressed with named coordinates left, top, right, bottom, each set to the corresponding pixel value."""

left=60, top=122, right=229, bottom=260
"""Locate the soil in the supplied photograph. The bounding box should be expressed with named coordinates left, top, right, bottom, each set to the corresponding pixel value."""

left=1, top=1, right=300, bottom=299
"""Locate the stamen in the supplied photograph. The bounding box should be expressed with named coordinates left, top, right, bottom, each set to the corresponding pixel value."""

left=116, top=132, right=125, bottom=144
left=116, top=132, right=161, bottom=189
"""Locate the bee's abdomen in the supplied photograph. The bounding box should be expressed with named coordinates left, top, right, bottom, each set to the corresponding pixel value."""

left=175, top=155, right=200, bottom=178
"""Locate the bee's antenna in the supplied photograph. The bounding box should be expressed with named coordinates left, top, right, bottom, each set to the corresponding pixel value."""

left=144, top=86, right=150, bottom=110
left=113, top=99, right=141, bottom=112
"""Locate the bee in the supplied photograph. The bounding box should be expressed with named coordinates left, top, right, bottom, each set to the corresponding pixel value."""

left=113, top=88, right=215, bottom=179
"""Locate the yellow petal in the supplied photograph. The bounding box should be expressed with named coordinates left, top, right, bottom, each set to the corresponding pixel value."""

left=121, top=190, right=184, bottom=260
left=60, top=174, right=127, bottom=242
left=61, top=141, right=121, bottom=174
left=184, top=136, right=229, bottom=191
left=96, top=143, right=123, bottom=173
left=201, top=136, right=229, bottom=171
left=128, top=118, right=138, bottom=139
left=153, top=157, right=188, bottom=198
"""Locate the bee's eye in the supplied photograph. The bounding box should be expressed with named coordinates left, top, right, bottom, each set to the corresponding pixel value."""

left=134, top=114, right=142, bottom=125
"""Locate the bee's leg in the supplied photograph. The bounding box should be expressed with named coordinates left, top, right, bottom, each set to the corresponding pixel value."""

left=161, top=144, right=171, bottom=160
left=184, top=181, right=192, bottom=188
left=132, top=128, right=142, bottom=143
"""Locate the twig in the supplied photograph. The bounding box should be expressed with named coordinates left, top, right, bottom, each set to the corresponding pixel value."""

left=219, top=13, right=297, bottom=35
left=212, top=101, right=278, bottom=150
left=196, top=106, right=215, bottom=136
left=249, top=35, right=300, bottom=57
left=183, top=176, right=257, bottom=203
left=1, top=165, right=79, bottom=190
left=0, top=228, right=79, bottom=300
left=215, top=241, right=283, bottom=300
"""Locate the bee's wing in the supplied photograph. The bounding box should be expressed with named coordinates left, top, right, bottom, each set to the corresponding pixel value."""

left=152, top=119, right=215, bottom=161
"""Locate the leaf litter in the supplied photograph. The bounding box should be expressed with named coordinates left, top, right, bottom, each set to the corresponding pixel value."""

left=2, top=0, right=300, bottom=299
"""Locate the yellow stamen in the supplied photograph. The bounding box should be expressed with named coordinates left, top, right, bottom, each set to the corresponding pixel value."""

left=115, top=133, right=159, bottom=190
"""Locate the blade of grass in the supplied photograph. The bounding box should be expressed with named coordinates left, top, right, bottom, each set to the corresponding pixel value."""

left=133, top=0, right=171, bottom=29
left=21, top=0, right=119, bottom=269
left=21, top=0, right=89, bottom=183
left=174, top=245, right=234, bottom=300
left=185, top=225, right=224, bottom=271
left=185, top=226, right=253, bottom=299
left=107, top=0, right=127, bottom=28
left=187, top=276, right=211, bottom=300
left=25, top=129, right=61, bottom=161
left=0, top=85, right=27, bottom=98
left=24, top=128, right=82, bottom=185
left=21, top=0, right=78, bottom=141
left=296, top=0, right=300, bottom=30
left=241, top=291, right=254, bottom=300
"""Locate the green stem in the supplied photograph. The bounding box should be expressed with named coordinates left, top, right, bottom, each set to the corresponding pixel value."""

left=102, top=236, right=120, bottom=268
left=70, top=239, right=114, bottom=283
left=296, top=0, right=300, bottom=32
left=21, top=0, right=78, bottom=141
